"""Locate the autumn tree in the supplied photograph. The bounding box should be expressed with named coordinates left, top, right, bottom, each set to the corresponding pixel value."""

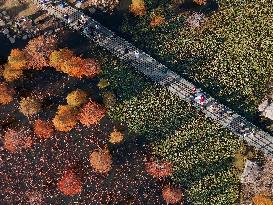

left=129, top=0, right=146, bottom=16
left=145, top=161, right=173, bottom=178
left=49, top=49, right=100, bottom=78
left=3, top=63, right=23, bottom=82
left=109, top=129, right=124, bottom=144
left=24, top=35, right=58, bottom=69
left=8, top=49, right=27, bottom=70
left=78, top=100, right=107, bottom=127
left=19, top=97, right=42, bottom=117
left=61, top=56, right=86, bottom=78
left=252, top=195, right=273, bottom=205
left=34, top=119, right=54, bottom=139
left=0, top=83, right=15, bottom=105
left=57, top=169, right=82, bottom=196
left=162, top=185, right=183, bottom=204
left=52, top=105, right=78, bottom=132
left=3, top=128, right=33, bottom=153
left=49, top=49, right=74, bottom=71
left=66, top=89, right=88, bottom=107
left=89, top=148, right=112, bottom=174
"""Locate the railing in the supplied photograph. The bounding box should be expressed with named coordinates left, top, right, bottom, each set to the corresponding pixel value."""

left=31, top=0, right=273, bottom=156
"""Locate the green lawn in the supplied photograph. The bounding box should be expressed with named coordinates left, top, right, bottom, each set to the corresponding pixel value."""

left=105, top=0, right=273, bottom=119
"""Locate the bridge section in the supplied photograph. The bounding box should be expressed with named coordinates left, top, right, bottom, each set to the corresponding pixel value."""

left=32, top=0, right=273, bottom=156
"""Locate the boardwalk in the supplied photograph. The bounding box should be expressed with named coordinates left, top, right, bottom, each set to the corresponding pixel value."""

left=32, top=0, right=273, bottom=155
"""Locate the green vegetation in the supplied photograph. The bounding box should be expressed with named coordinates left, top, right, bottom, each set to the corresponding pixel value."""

left=114, top=0, right=273, bottom=118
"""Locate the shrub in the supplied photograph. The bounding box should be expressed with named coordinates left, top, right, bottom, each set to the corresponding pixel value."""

left=24, top=35, right=58, bottom=69
left=34, top=119, right=54, bottom=139
left=3, top=128, right=33, bottom=153
left=66, top=89, right=88, bottom=107
left=145, top=161, right=173, bottom=178
left=102, top=91, right=116, bottom=108
left=89, top=148, right=112, bottom=174
left=3, top=63, right=23, bottom=82
left=97, top=79, right=110, bottom=89
left=193, top=0, right=207, bottom=5
left=150, top=15, right=165, bottom=27
left=162, top=185, right=183, bottom=204
left=129, top=0, right=146, bottom=16
left=78, top=100, right=107, bottom=127
left=109, top=129, right=124, bottom=144
left=19, top=97, right=42, bottom=117
left=52, top=105, right=78, bottom=132
left=0, top=83, right=14, bottom=105
left=57, top=170, right=82, bottom=196
left=8, top=49, right=27, bottom=70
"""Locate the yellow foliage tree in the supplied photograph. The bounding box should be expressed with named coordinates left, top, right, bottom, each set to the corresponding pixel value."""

left=19, top=97, right=42, bottom=117
left=52, top=105, right=78, bottom=132
left=3, top=64, right=23, bottom=82
left=129, top=0, right=146, bottom=16
left=8, top=49, right=27, bottom=70
left=109, top=129, right=124, bottom=144
left=66, top=89, right=88, bottom=107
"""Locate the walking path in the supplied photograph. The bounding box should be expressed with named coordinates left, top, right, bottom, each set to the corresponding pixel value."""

left=32, top=0, right=273, bottom=155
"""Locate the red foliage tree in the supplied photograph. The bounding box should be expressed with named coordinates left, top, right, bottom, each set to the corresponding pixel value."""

left=33, top=119, right=54, bottom=139
left=162, top=185, right=183, bottom=204
left=3, top=128, right=33, bottom=153
left=24, top=35, right=58, bottom=69
left=89, top=148, right=112, bottom=174
left=57, top=169, right=82, bottom=196
left=145, top=161, right=173, bottom=178
left=0, top=83, right=15, bottom=105
left=78, top=100, right=107, bottom=127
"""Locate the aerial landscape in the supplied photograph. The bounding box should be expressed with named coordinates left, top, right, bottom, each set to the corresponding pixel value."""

left=0, top=0, right=272, bottom=204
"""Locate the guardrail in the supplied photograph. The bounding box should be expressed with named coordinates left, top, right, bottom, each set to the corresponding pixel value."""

left=31, top=0, right=273, bottom=156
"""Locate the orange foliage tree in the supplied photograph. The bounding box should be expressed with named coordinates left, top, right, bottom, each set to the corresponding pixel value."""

left=49, top=49, right=74, bottom=71
left=3, top=128, right=33, bottom=153
left=34, top=119, right=54, bottom=139
left=150, top=15, right=165, bottom=27
left=145, top=161, right=173, bottom=178
left=89, top=148, right=112, bottom=174
left=61, top=56, right=87, bottom=78
left=252, top=195, right=273, bottom=205
left=129, top=0, right=146, bottom=16
left=24, top=35, right=58, bottom=69
left=66, top=89, right=88, bottom=107
left=8, top=49, right=27, bottom=70
left=52, top=105, right=78, bottom=132
left=49, top=49, right=100, bottom=78
left=57, top=169, right=82, bottom=196
left=3, top=63, right=23, bottom=82
left=0, top=83, right=14, bottom=105
left=78, top=100, right=107, bottom=127
left=162, top=185, right=183, bottom=204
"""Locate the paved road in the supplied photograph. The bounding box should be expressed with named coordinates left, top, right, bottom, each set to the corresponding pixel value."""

left=32, top=0, right=273, bottom=156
